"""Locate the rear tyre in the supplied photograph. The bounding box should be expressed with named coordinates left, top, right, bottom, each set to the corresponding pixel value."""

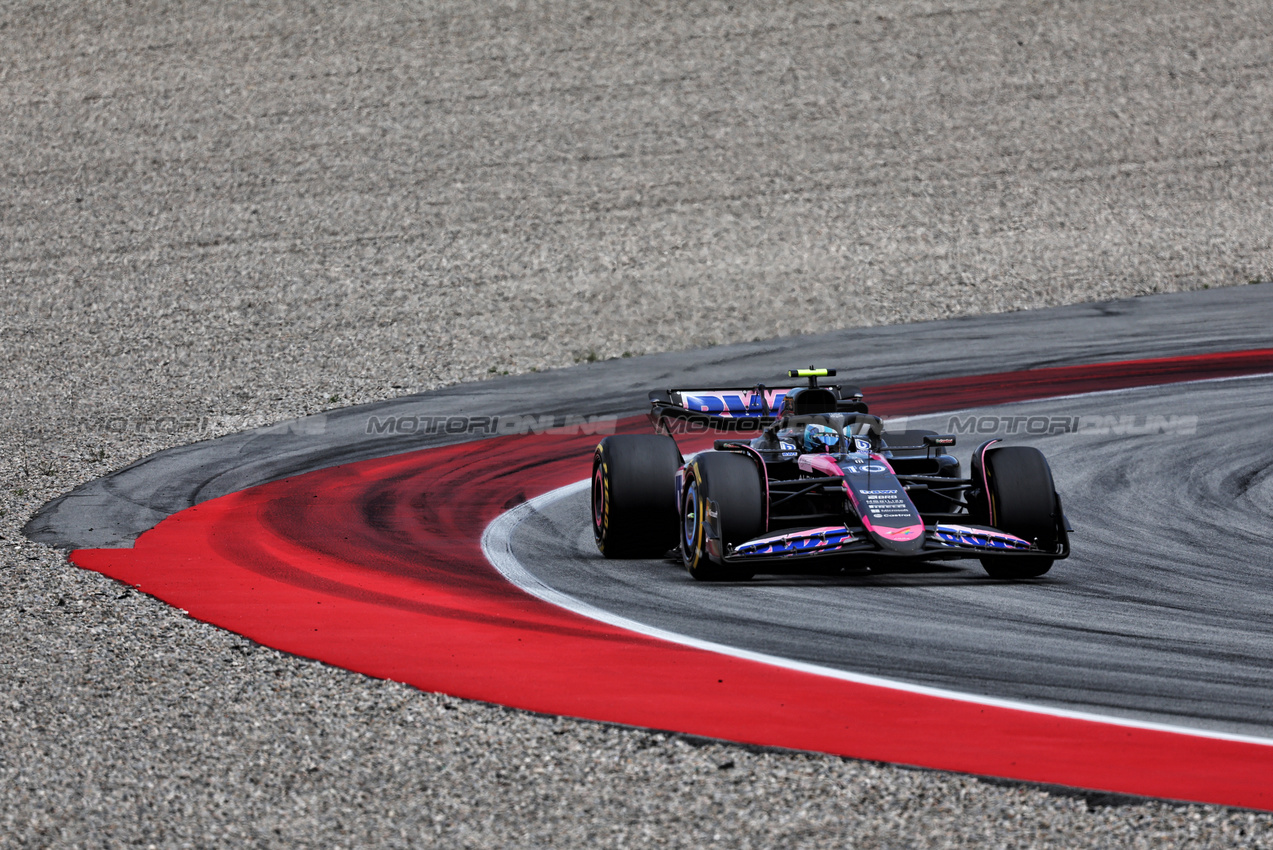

left=979, top=446, right=1058, bottom=579
left=592, top=435, right=682, bottom=558
left=681, top=451, right=764, bottom=581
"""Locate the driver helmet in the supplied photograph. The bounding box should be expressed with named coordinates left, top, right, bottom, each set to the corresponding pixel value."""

left=802, top=423, right=840, bottom=453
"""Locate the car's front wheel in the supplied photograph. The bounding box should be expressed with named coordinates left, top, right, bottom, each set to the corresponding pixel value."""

left=977, top=445, right=1059, bottom=579
left=681, top=451, right=764, bottom=581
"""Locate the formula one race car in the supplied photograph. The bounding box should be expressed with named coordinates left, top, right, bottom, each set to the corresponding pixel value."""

left=591, top=369, right=1071, bottom=581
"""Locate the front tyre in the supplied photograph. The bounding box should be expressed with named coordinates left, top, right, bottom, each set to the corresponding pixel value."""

left=592, top=435, right=682, bottom=558
left=681, top=452, right=764, bottom=581
left=978, top=445, right=1059, bottom=579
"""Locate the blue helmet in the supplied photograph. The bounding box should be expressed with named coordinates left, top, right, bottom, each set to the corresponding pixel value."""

left=802, top=423, right=840, bottom=453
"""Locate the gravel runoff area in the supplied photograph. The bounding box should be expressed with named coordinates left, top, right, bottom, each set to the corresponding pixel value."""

left=4, top=0, right=1273, bottom=845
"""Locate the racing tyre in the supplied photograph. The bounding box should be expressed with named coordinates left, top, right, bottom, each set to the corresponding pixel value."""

left=681, top=451, right=763, bottom=581
left=979, top=446, right=1058, bottom=579
left=592, top=435, right=682, bottom=558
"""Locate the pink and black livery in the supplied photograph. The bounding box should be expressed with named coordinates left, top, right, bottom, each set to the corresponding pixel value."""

left=592, top=368, right=1071, bottom=581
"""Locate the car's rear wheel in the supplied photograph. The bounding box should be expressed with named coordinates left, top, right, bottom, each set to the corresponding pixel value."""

left=592, top=435, right=682, bottom=558
left=681, top=451, right=764, bottom=581
left=978, top=446, right=1058, bottom=579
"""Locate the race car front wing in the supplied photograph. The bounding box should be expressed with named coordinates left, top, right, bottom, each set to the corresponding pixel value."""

left=720, top=522, right=1068, bottom=564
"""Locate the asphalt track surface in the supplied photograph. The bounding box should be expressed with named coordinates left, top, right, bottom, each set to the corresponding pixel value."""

left=29, top=285, right=1273, bottom=803
left=508, top=375, right=1273, bottom=739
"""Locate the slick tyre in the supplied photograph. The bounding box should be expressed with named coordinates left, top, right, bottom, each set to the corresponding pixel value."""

left=592, top=435, right=682, bottom=558
left=979, top=445, right=1058, bottom=579
left=681, top=451, right=764, bottom=581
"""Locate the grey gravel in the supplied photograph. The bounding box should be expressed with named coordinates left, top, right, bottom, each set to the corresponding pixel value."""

left=3, top=0, right=1273, bottom=846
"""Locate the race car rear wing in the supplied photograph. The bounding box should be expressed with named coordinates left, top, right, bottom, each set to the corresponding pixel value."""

left=649, top=381, right=868, bottom=433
